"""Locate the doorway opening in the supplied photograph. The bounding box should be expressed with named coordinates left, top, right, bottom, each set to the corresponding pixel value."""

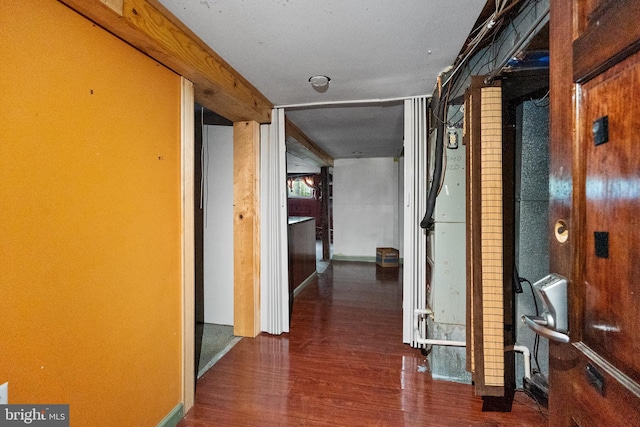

left=194, top=105, right=241, bottom=379
left=502, top=67, right=550, bottom=405
left=286, top=171, right=333, bottom=273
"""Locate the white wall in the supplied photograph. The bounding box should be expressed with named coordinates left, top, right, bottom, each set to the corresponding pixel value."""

left=203, top=125, right=234, bottom=325
left=332, top=157, right=400, bottom=260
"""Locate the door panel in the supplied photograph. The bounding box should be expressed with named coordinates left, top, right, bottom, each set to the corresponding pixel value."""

left=549, top=0, right=640, bottom=425
left=581, top=55, right=640, bottom=384
left=552, top=344, right=640, bottom=426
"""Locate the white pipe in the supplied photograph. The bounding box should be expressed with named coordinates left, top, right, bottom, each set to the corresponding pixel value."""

left=507, top=344, right=531, bottom=380
left=416, top=338, right=466, bottom=347
left=277, top=95, right=431, bottom=109
left=414, top=308, right=433, bottom=334
left=414, top=308, right=466, bottom=347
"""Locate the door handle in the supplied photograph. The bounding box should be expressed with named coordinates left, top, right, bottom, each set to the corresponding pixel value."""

left=522, top=314, right=570, bottom=343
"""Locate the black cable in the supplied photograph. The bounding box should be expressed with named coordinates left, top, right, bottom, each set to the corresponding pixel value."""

left=420, top=92, right=447, bottom=230
left=522, top=278, right=538, bottom=316
left=533, top=334, right=541, bottom=371
left=521, top=276, right=542, bottom=371
left=515, top=389, right=548, bottom=420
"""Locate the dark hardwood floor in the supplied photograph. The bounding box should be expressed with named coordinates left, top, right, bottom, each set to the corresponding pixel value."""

left=179, top=261, right=547, bottom=426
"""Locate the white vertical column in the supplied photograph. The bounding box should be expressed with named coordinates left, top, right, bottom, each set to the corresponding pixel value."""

left=403, top=97, right=428, bottom=346
left=260, top=108, right=290, bottom=334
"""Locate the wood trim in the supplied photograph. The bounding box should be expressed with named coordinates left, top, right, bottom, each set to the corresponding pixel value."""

left=234, top=121, right=261, bottom=337
left=573, top=0, right=640, bottom=83
left=285, top=119, right=334, bottom=167
left=180, top=77, right=195, bottom=412
left=58, top=0, right=273, bottom=123
left=573, top=342, right=640, bottom=399
left=548, top=2, right=579, bottom=426
left=549, top=0, right=578, bottom=318
left=463, top=88, right=480, bottom=381
left=99, top=0, right=123, bottom=14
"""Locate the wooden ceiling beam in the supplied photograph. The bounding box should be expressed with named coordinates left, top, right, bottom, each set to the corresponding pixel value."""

left=59, top=0, right=273, bottom=123
left=285, top=119, right=334, bottom=168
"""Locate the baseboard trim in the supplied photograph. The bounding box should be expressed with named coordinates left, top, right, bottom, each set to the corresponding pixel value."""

left=197, top=336, right=243, bottom=379
left=293, top=272, right=318, bottom=297
left=157, top=403, right=184, bottom=427
left=331, top=255, right=377, bottom=262
left=331, top=256, right=404, bottom=264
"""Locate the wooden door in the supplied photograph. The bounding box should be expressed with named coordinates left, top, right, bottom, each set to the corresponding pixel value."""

left=549, top=1, right=640, bottom=425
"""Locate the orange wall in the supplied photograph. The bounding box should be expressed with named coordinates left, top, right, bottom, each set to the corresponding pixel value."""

left=0, top=1, right=183, bottom=425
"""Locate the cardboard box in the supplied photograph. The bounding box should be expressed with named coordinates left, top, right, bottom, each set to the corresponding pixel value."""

left=376, top=247, right=399, bottom=267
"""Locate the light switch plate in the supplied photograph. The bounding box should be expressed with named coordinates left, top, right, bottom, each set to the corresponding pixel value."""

left=0, top=382, right=8, bottom=404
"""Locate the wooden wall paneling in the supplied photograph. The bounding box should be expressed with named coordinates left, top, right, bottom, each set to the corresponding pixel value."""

left=556, top=344, right=640, bottom=427
left=573, top=0, right=640, bottom=83
left=581, top=51, right=640, bottom=384
left=288, top=219, right=317, bottom=294
left=58, top=0, right=273, bottom=123
left=234, top=121, right=261, bottom=337
left=549, top=0, right=640, bottom=424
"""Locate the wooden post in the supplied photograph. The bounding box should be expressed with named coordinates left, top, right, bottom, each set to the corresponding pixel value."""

left=233, top=121, right=261, bottom=337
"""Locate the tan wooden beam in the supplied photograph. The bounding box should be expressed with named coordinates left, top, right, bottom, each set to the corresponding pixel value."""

left=233, top=121, right=261, bottom=337
left=285, top=118, right=334, bottom=168
left=99, top=0, right=123, bottom=14
left=58, top=0, right=273, bottom=123
left=180, top=77, right=195, bottom=412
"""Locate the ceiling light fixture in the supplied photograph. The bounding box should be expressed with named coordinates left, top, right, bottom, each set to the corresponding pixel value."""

left=309, top=75, right=331, bottom=93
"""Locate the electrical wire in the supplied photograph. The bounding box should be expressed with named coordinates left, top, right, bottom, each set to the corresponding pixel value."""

left=420, top=80, right=451, bottom=229
left=532, top=90, right=550, bottom=107
left=519, top=275, right=542, bottom=372
left=442, top=0, right=527, bottom=89
left=437, top=143, right=448, bottom=197
left=421, top=0, right=531, bottom=229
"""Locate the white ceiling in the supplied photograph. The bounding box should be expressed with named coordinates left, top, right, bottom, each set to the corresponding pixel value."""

left=158, top=0, right=487, bottom=169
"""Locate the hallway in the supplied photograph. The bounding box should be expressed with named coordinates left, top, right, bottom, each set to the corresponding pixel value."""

left=179, top=261, right=546, bottom=426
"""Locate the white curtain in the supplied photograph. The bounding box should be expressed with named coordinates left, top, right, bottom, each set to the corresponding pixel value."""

left=260, top=108, right=290, bottom=334
left=403, top=97, right=429, bottom=346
